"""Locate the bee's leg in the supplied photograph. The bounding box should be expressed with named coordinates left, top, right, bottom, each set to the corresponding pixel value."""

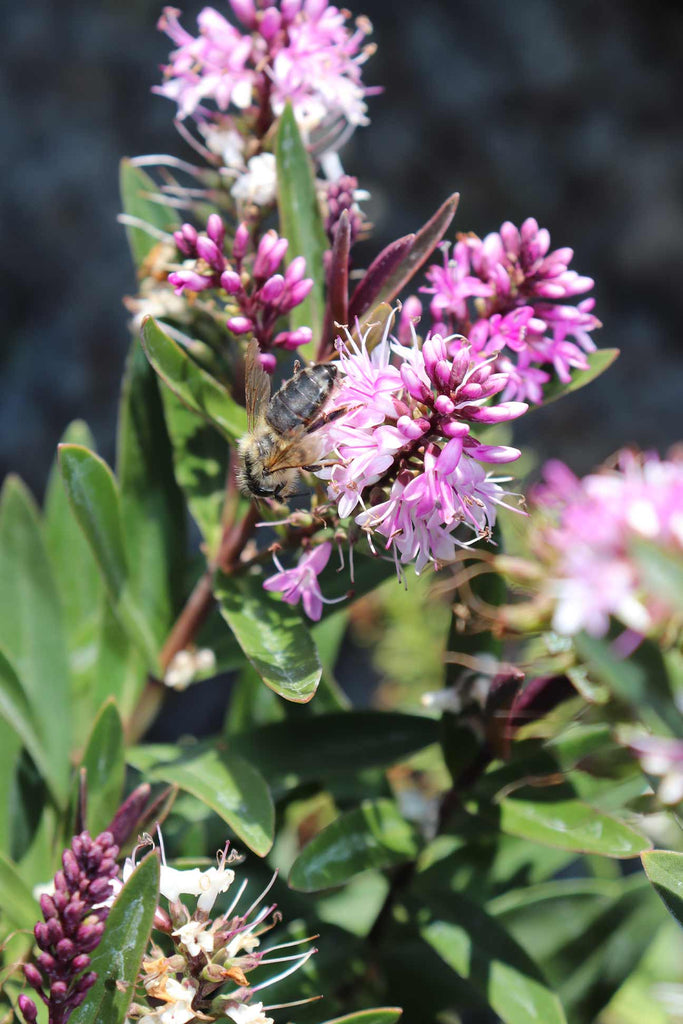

left=308, top=406, right=347, bottom=433
left=292, top=359, right=302, bottom=374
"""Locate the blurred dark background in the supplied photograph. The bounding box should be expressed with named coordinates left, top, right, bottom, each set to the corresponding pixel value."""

left=3, top=0, right=683, bottom=496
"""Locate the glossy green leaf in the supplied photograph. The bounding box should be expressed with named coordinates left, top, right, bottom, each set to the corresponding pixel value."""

left=117, top=336, right=186, bottom=642
left=319, top=1012, right=403, bottom=1024
left=135, top=745, right=274, bottom=856
left=0, top=477, right=71, bottom=803
left=276, top=102, right=328, bottom=350
left=215, top=571, right=321, bottom=703
left=141, top=316, right=247, bottom=442
left=0, top=648, right=59, bottom=804
left=537, top=348, right=619, bottom=406
left=232, top=711, right=438, bottom=783
left=44, top=420, right=103, bottom=693
left=421, top=893, right=567, bottom=1024
left=58, top=444, right=158, bottom=670
left=92, top=601, right=147, bottom=719
left=0, top=851, right=39, bottom=929
left=80, top=700, right=125, bottom=837
left=630, top=537, right=683, bottom=616
left=289, top=799, right=419, bottom=892
left=119, top=158, right=180, bottom=268
left=70, top=853, right=159, bottom=1024
left=642, top=849, right=683, bottom=928
left=161, top=386, right=229, bottom=558
left=0, top=716, right=21, bottom=856
left=575, top=630, right=682, bottom=737
left=495, top=790, right=651, bottom=857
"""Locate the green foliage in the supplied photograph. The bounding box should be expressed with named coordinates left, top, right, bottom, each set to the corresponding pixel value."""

left=536, top=348, right=620, bottom=406
left=119, top=159, right=180, bottom=269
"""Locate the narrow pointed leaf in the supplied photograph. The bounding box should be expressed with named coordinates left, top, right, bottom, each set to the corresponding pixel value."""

left=119, top=158, right=181, bottom=268
left=348, top=234, right=415, bottom=320
left=92, top=602, right=147, bottom=719
left=289, top=799, right=419, bottom=891
left=537, top=348, right=619, bottom=406
left=0, top=648, right=59, bottom=803
left=368, top=193, right=459, bottom=307
left=320, top=1012, right=403, bottom=1024
left=80, top=700, right=125, bottom=837
left=141, top=316, right=246, bottom=442
left=0, top=852, right=39, bottom=929
left=276, top=102, right=328, bottom=351
left=160, top=386, right=230, bottom=558
left=70, top=854, right=160, bottom=1024
left=131, top=745, right=274, bottom=856
left=58, top=444, right=158, bottom=670
left=326, top=209, right=351, bottom=330
left=642, top=849, right=683, bottom=928
left=0, top=476, right=71, bottom=802
left=421, top=893, right=567, bottom=1024
left=215, top=571, right=321, bottom=703
left=117, top=336, right=186, bottom=642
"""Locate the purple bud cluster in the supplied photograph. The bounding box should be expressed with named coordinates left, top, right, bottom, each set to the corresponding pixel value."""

left=170, top=215, right=314, bottom=362
left=21, top=831, right=120, bottom=1024
left=324, top=174, right=365, bottom=246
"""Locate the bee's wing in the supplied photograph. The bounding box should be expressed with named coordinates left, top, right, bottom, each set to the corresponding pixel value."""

left=265, top=433, right=327, bottom=473
left=245, top=338, right=271, bottom=430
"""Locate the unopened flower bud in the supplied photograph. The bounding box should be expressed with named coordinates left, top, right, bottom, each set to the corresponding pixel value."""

left=258, top=5, right=281, bottom=39
left=196, top=236, right=225, bottom=272
left=258, top=352, right=277, bottom=373
left=285, top=255, right=307, bottom=285
left=227, top=316, right=254, bottom=335
left=233, top=222, right=250, bottom=262
left=260, top=274, right=285, bottom=304
left=17, top=995, right=38, bottom=1023
left=282, top=278, right=313, bottom=310
left=206, top=213, right=225, bottom=249
left=221, top=269, right=242, bottom=295
left=229, top=0, right=257, bottom=27
left=24, top=963, right=44, bottom=992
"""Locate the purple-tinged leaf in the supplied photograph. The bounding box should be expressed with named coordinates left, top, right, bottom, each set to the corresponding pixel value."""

left=320, top=210, right=351, bottom=355
left=348, top=234, right=415, bottom=320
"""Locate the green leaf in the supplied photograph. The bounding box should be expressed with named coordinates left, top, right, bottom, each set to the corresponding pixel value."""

left=58, top=444, right=158, bottom=670
left=538, top=348, right=619, bottom=406
left=0, top=716, right=21, bottom=856
left=0, top=477, right=71, bottom=803
left=642, top=849, right=683, bottom=928
left=0, top=851, right=39, bottom=929
left=132, top=745, right=274, bottom=856
left=0, top=648, right=59, bottom=803
left=44, top=421, right=103, bottom=693
left=232, top=711, right=438, bottom=784
left=276, top=102, right=328, bottom=351
left=119, top=158, right=180, bottom=268
left=630, top=537, right=683, bottom=616
left=421, top=893, right=567, bottom=1024
left=70, top=853, right=159, bottom=1024
left=289, top=799, right=419, bottom=892
left=215, top=571, right=321, bottom=703
left=319, top=1012, right=403, bottom=1024
left=161, top=386, right=230, bottom=558
left=141, top=316, right=247, bottom=442
left=80, top=700, right=125, bottom=837
left=495, top=790, right=651, bottom=857
left=117, top=336, right=186, bottom=642
left=92, top=602, right=147, bottom=720
left=575, top=630, right=682, bottom=737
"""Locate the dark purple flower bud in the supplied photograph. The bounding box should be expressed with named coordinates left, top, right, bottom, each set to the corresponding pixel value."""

left=37, top=952, right=56, bottom=973
left=206, top=213, right=225, bottom=250
left=106, top=783, right=150, bottom=847
left=174, top=230, right=193, bottom=256
left=227, top=316, right=254, bottom=335
left=181, top=223, right=198, bottom=248
left=233, top=222, right=250, bottom=262
left=400, top=364, right=431, bottom=403
left=88, top=878, right=114, bottom=903
left=263, top=237, right=289, bottom=277
left=34, top=922, right=50, bottom=949
left=24, top=964, right=44, bottom=991
left=51, top=981, right=68, bottom=1000
left=196, top=236, right=225, bottom=272
left=76, top=922, right=104, bottom=952
left=40, top=894, right=57, bottom=921
left=62, top=850, right=81, bottom=887
left=281, top=278, right=313, bottom=311
left=54, top=871, right=67, bottom=894
left=71, top=954, right=91, bottom=973
left=46, top=918, right=64, bottom=946
left=17, top=994, right=38, bottom=1023
left=56, top=938, right=76, bottom=962
left=221, top=269, right=242, bottom=295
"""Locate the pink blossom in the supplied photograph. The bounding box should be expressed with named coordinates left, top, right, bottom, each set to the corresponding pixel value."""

left=263, top=542, right=335, bottom=620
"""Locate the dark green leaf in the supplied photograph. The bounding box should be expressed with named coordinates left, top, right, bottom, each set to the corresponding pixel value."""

left=421, top=892, right=567, bottom=1024
left=134, top=745, right=274, bottom=856
left=92, top=602, right=147, bottom=720
left=0, top=477, right=71, bottom=803
left=0, top=716, right=21, bottom=856
left=0, top=851, right=39, bottom=929
left=160, top=386, right=229, bottom=558
left=642, top=849, right=683, bottom=928
left=119, top=159, right=180, bottom=268
left=70, top=853, right=159, bottom=1024
left=276, top=102, right=328, bottom=351
left=495, top=790, right=651, bottom=857
left=289, top=799, right=419, bottom=891
left=117, top=336, right=186, bottom=642
left=80, top=700, right=125, bottom=837
left=232, top=711, right=438, bottom=784
left=537, top=348, right=619, bottom=406
left=58, top=444, right=158, bottom=670
left=319, top=1012, right=403, bottom=1024
left=630, top=537, right=683, bottom=616
left=215, top=571, right=321, bottom=703
left=0, top=648, right=58, bottom=803
left=575, top=630, right=682, bottom=737
left=141, top=317, right=246, bottom=442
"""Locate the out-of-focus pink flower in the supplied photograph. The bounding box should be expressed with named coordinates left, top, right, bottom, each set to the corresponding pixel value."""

left=263, top=542, right=337, bottom=620
left=531, top=449, right=683, bottom=637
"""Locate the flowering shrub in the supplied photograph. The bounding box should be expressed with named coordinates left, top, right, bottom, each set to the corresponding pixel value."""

left=2, top=2, right=683, bottom=1024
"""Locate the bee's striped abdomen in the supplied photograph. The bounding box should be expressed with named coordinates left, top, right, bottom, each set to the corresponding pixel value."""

left=266, top=364, right=337, bottom=435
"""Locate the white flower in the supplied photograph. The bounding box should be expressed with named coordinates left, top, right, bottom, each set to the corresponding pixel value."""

left=138, top=978, right=197, bottom=1024
left=160, top=862, right=235, bottom=914
left=200, top=124, right=246, bottom=170
left=164, top=650, right=197, bottom=691
left=231, top=153, right=278, bottom=207
left=224, top=928, right=260, bottom=959
left=173, top=920, right=215, bottom=958
left=225, top=1002, right=274, bottom=1024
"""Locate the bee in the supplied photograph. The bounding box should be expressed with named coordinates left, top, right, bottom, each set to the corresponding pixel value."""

left=238, top=339, right=338, bottom=500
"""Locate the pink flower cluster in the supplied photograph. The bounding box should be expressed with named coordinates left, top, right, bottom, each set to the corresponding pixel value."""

left=170, top=214, right=313, bottom=359
left=413, top=218, right=601, bottom=403
left=156, top=0, right=376, bottom=135
left=531, top=449, right=683, bottom=637
left=263, top=541, right=343, bottom=620
left=315, top=315, right=524, bottom=575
